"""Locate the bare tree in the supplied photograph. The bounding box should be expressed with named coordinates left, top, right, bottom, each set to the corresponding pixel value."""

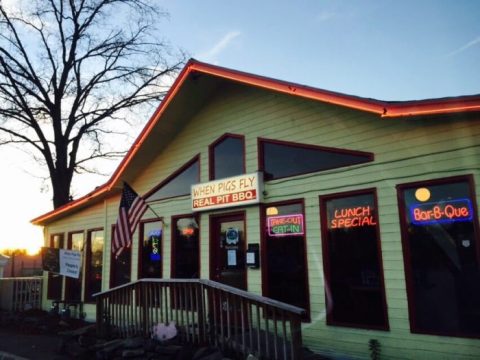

left=0, top=0, right=185, bottom=208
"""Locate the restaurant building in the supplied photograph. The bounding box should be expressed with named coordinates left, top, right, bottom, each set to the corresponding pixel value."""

left=32, top=59, right=480, bottom=359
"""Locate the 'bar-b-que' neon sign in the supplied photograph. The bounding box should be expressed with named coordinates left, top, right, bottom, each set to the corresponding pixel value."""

left=410, top=199, right=473, bottom=225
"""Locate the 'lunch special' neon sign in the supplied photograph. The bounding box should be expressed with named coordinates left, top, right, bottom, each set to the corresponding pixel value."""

left=329, top=205, right=377, bottom=229
left=268, top=214, right=304, bottom=237
left=410, top=199, right=473, bottom=225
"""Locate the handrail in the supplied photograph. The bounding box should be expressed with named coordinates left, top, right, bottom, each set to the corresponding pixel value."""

left=94, top=278, right=305, bottom=359
left=93, top=278, right=306, bottom=316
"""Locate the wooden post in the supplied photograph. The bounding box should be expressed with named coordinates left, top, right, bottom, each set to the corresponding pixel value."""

left=96, top=295, right=104, bottom=337
left=290, top=316, right=303, bottom=360
left=142, top=282, right=148, bottom=336
left=197, top=284, right=206, bottom=344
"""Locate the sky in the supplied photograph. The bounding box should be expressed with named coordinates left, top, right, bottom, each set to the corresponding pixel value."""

left=0, top=0, right=479, bottom=253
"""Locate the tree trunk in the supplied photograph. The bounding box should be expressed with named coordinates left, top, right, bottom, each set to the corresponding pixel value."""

left=52, top=174, right=72, bottom=209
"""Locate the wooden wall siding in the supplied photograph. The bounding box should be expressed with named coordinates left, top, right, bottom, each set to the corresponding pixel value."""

left=42, top=82, right=480, bottom=359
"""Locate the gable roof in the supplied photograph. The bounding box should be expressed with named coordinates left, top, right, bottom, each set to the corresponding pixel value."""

left=31, top=59, right=480, bottom=225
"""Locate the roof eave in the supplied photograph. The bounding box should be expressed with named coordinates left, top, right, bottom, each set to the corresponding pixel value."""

left=31, top=59, right=480, bottom=225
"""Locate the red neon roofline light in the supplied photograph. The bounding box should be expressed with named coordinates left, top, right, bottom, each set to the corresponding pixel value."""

left=31, top=59, right=480, bottom=225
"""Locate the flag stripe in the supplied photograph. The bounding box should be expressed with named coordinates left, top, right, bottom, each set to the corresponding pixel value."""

left=112, top=183, right=148, bottom=256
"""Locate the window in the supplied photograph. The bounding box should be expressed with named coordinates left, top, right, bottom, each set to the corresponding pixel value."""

left=259, top=138, right=373, bottom=180
left=139, top=219, right=163, bottom=279
left=171, top=215, right=199, bottom=278
left=85, top=229, right=104, bottom=302
left=397, top=176, right=480, bottom=337
left=65, top=232, right=84, bottom=301
left=47, top=233, right=64, bottom=300
left=320, top=190, right=389, bottom=329
left=110, top=225, right=131, bottom=288
left=262, top=201, right=310, bottom=318
left=146, top=156, right=199, bottom=201
left=209, top=134, right=245, bottom=180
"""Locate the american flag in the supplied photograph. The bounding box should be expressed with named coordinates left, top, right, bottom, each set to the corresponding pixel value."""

left=112, top=183, right=148, bottom=257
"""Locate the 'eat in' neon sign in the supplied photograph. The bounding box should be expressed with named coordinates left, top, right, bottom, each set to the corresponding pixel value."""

left=268, top=214, right=304, bottom=237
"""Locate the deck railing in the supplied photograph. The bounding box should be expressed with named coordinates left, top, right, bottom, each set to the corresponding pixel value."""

left=94, top=279, right=305, bottom=359
left=0, top=276, right=43, bottom=312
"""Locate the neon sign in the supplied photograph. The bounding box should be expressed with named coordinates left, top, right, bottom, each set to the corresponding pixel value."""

left=268, top=214, right=304, bottom=237
left=329, top=205, right=376, bottom=229
left=149, top=229, right=162, bottom=261
left=182, top=228, right=195, bottom=236
left=410, top=199, right=473, bottom=225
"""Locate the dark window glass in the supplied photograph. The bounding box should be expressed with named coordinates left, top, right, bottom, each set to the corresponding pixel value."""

left=47, top=234, right=63, bottom=300
left=110, top=226, right=131, bottom=288
left=211, top=135, right=244, bottom=180
left=260, top=139, right=372, bottom=180
left=263, top=203, right=309, bottom=317
left=321, top=191, right=388, bottom=329
left=147, top=159, right=199, bottom=201
left=65, top=232, right=84, bottom=301
left=399, top=178, right=480, bottom=337
left=85, top=229, right=103, bottom=302
left=172, top=217, right=199, bottom=278
left=139, top=220, right=163, bottom=278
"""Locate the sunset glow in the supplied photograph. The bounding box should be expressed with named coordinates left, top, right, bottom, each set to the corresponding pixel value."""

left=0, top=224, right=43, bottom=255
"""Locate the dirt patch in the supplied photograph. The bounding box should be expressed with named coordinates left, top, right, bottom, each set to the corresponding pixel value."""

left=0, top=309, right=90, bottom=359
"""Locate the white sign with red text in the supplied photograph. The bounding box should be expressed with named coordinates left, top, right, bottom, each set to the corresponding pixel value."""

left=191, top=172, right=263, bottom=211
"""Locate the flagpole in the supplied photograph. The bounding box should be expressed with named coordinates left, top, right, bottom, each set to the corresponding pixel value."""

left=146, top=204, right=163, bottom=222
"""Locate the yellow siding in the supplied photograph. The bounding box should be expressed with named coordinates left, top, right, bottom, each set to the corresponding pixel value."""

left=42, top=83, right=480, bottom=359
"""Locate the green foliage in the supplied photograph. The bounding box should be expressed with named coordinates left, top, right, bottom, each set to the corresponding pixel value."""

left=0, top=248, right=27, bottom=256
left=369, top=339, right=381, bottom=360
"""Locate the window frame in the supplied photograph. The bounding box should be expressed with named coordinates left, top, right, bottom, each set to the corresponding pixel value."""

left=47, top=233, right=64, bottom=300
left=319, top=188, right=389, bottom=330
left=171, top=214, right=200, bottom=279
left=138, top=217, right=164, bottom=279
left=209, top=210, right=248, bottom=290
left=64, top=230, right=85, bottom=301
left=109, top=224, right=132, bottom=288
left=85, top=227, right=104, bottom=303
left=258, top=137, right=374, bottom=181
left=396, top=174, right=480, bottom=339
left=208, top=133, right=246, bottom=180
left=144, top=154, right=200, bottom=201
left=260, top=199, right=311, bottom=321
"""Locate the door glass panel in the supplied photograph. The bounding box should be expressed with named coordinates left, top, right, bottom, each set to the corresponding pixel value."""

left=86, top=230, right=103, bottom=302
left=110, top=226, right=131, bottom=288
left=212, top=215, right=246, bottom=290
left=264, top=203, right=309, bottom=313
left=65, top=232, right=84, bottom=301
left=322, top=191, right=388, bottom=328
left=172, top=217, right=199, bottom=278
left=140, top=220, right=163, bottom=278
left=47, top=234, right=63, bottom=300
left=399, top=178, right=480, bottom=336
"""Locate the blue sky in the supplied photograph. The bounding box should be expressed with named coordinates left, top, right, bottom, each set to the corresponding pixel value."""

left=161, top=0, right=480, bottom=100
left=1, top=0, right=479, bottom=252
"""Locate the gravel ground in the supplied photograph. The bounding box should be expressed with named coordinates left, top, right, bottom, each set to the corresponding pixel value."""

left=0, top=328, right=70, bottom=360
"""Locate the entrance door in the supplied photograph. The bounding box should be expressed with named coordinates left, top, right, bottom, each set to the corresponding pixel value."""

left=210, top=213, right=246, bottom=290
